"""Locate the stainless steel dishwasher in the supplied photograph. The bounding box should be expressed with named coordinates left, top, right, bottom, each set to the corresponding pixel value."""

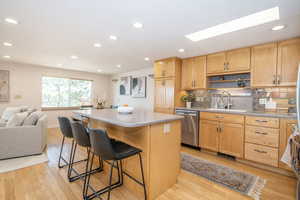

left=175, top=109, right=200, bottom=147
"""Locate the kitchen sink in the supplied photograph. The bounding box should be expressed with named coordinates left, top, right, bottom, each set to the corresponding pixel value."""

left=205, top=108, right=248, bottom=113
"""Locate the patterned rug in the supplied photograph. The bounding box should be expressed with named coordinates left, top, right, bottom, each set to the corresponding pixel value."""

left=181, top=152, right=266, bottom=200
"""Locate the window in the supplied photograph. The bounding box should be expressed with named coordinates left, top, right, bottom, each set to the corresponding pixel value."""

left=42, top=76, right=92, bottom=108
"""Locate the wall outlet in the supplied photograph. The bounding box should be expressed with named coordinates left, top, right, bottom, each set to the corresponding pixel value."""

left=259, top=98, right=267, bottom=105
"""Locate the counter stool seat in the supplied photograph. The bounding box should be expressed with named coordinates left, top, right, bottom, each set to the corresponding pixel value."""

left=84, top=128, right=147, bottom=200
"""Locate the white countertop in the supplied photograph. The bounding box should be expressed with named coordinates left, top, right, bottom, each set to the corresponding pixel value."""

left=73, top=109, right=183, bottom=128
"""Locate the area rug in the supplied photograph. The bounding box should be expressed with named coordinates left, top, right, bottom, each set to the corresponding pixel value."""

left=0, top=153, right=48, bottom=173
left=181, top=152, right=266, bottom=200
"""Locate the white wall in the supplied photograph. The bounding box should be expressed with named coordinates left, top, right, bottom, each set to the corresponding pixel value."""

left=111, top=68, right=154, bottom=111
left=0, top=61, right=112, bottom=127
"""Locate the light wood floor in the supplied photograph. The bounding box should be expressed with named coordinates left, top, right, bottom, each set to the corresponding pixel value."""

left=0, top=128, right=297, bottom=200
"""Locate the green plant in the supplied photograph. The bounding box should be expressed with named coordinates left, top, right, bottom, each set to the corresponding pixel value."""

left=181, top=94, right=195, bottom=102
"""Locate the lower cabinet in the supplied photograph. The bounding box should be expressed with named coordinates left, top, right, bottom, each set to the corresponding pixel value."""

left=245, top=143, right=278, bottom=167
left=200, top=119, right=244, bottom=158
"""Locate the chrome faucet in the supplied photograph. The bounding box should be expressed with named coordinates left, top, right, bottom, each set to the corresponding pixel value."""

left=221, top=90, right=232, bottom=109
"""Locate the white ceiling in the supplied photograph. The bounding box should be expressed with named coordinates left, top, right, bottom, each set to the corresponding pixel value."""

left=0, top=0, right=300, bottom=74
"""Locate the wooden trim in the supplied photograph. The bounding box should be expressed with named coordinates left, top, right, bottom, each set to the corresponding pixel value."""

left=206, top=70, right=250, bottom=76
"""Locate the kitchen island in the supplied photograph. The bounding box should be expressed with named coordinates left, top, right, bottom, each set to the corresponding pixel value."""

left=74, top=109, right=183, bottom=200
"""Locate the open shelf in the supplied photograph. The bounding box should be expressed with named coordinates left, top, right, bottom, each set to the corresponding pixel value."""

left=208, top=79, right=250, bottom=83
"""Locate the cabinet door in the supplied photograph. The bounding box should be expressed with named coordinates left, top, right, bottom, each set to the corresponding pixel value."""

left=279, top=119, right=297, bottom=170
left=154, top=80, right=166, bottom=111
left=251, top=43, right=278, bottom=87
left=164, top=79, right=175, bottom=112
left=164, top=59, right=176, bottom=78
left=154, top=61, right=164, bottom=78
left=226, top=48, right=251, bottom=72
left=181, top=58, right=193, bottom=89
left=200, top=120, right=219, bottom=151
left=193, top=56, right=206, bottom=89
left=207, top=52, right=226, bottom=74
left=277, top=38, right=300, bottom=86
left=219, top=123, right=244, bottom=158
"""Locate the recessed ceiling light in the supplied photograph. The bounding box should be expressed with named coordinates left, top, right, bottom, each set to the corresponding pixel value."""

left=57, top=64, right=62, bottom=67
left=94, top=43, right=102, bottom=47
left=70, top=55, right=78, bottom=59
left=109, top=35, right=117, bottom=40
left=3, top=42, right=13, bottom=47
left=117, top=64, right=121, bottom=68
left=3, top=55, right=11, bottom=59
left=185, top=6, right=280, bottom=42
left=144, top=57, right=150, bottom=61
left=4, top=18, right=18, bottom=24
left=97, top=69, right=103, bottom=72
left=178, top=49, right=185, bottom=53
left=272, top=25, right=285, bottom=31
left=133, top=22, right=143, bottom=29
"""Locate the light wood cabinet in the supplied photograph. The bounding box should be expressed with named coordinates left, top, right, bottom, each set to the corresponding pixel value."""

left=226, top=48, right=251, bottom=72
left=200, top=112, right=245, bottom=158
left=207, top=48, right=250, bottom=75
left=251, top=38, right=300, bottom=87
left=154, top=59, right=176, bottom=78
left=181, top=59, right=193, bottom=89
left=251, top=43, right=278, bottom=87
left=245, top=126, right=279, bottom=148
left=279, top=119, right=297, bottom=170
left=207, top=52, right=226, bottom=74
left=181, top=56, right=206, bottom=90
left=277, top=38, right=300, bottom=86
left=246, top=116, right=279, bottom=128
left=200, top=120, right=219, bottom=151
left=154, top=58, right=182, bottom=114
left=154, top=79, right=175, bottom=114
left=219, top=123, right=244, bottom=158
left=245, top=143, right=278, bottom=167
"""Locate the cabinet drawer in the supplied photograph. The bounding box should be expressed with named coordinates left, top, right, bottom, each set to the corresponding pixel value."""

left=246, top=116, right=279, bottom=128
left=245, top=143, right=278, bottom=167
left=245, top=126, right=279, bottom=147
left=201, top=112, right=244, bottom=124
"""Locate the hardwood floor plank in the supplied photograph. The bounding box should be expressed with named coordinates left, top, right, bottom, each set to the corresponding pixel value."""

left=0, top=128, right=296, bottom=200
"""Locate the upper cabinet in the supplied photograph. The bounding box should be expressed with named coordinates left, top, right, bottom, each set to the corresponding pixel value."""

left=251, top=43, right=278, bottom=87
left=251, top=38, right=300, bottom=87
left=207, top=48, right=250, bottom=75
left=207, top=53, right=226, bottom=74
left=277, top=38, right=300, bottom=86
left=154, top=57, right=183, bottom=114
left=181, top=56, right=206, bottom=90
left=154, top=59, right=176, bottom=78
left=226, top=48, right=251, bottom=72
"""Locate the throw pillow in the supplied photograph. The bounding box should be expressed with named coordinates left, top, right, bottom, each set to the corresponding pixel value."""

left=1, top=107, right=23, bottom=121
left=6, top=112, right=29, bottom=127
left=23, top=111, right=43, bottom=126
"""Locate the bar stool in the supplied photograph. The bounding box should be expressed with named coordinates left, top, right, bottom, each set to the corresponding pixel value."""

left=70, top=121, right=103, bottom=198
left=57, top=117, right=85, bottom=172
left=84, top=128, right=147, bottom=200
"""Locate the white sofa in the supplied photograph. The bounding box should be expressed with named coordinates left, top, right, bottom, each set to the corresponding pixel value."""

left=0, top=114, right=47, bottom=160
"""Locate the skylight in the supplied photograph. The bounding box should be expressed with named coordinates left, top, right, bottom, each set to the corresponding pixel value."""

left=185, top=7, right=280, bottom=42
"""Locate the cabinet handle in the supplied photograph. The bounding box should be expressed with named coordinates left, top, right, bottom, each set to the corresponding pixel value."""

left=193, top=80, right=196, bottom=87
left=254, top=149, right=267, bottom=154
left=277, top=75, right=281, bottom=85
left=162, top=80, right=165, bottom=86
left=255, top=120, right=268, bottom=123
left=255, top=131, right=268, bottom=135
left=216, top=127, right=219, bottom=132
left=224, top=62, right=226, bottom=71
left=216, top=116, right=224, bottom=119
left=162, top=70, right=166, bottom=77
left=226, top=62, right=229, bottom=70
left=273, top=75, right=276, bottom=85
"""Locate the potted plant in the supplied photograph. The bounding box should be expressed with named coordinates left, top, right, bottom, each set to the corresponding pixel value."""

left=181, top=94, right=195, bottom=108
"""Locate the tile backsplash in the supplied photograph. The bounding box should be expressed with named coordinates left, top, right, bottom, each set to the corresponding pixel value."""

left=188, top=87, right=296, bottom=113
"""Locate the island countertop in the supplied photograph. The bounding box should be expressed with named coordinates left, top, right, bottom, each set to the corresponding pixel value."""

left=73, top=108, right=183, bottom=128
